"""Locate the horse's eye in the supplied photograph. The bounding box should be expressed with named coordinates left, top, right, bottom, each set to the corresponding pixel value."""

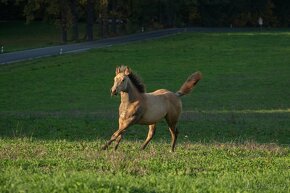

left=122, top=79, right=125, bottom=82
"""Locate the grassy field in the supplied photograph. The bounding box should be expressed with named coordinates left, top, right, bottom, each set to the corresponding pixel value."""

left=0, top=31, right=290, bottom=192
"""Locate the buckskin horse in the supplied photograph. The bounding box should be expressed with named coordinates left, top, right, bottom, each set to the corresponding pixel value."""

left=102, top=66, right=202, bottom=152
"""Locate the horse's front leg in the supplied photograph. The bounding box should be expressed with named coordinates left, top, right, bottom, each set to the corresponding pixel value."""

left=114, top=135, right=123, bottom=150
left=101, top=130, right=124, bottom=150
left=101, top=117, right=136, bottom=150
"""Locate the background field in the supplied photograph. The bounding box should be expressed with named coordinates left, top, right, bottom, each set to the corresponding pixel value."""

left=0, top=31, right=290, bottom=192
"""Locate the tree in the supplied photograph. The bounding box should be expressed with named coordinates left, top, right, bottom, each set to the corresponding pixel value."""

left=86, top=0, right=95, bottom=41
left=3, top=0, right=290, bottom=40
left=59, top=0, right=69, bottom=42
left=70, top=0, right=79, bottom=41
left=174, top=0, right=199, bottom=27
left=273, top=0, right=290, bottom=27
left=197, top=0, right=276, bottom=27
left=22, top=0, right=73, bottom=42
left=0, top=0, right=26, bottom=20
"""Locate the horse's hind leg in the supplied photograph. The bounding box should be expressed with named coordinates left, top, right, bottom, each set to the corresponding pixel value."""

left=166, top=116, right=179, bottom=152
left=168, top=126, right=178, bottom=152
left=141, top=124, right=156, bottom=150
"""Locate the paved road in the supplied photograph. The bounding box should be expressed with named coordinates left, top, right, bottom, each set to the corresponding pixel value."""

left=0, top=28, right=187, bottom=65
left=0, top=27, right=258, bottom=65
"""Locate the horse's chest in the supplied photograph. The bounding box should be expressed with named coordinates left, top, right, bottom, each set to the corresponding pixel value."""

left=119, top=102, right=142, bottom=119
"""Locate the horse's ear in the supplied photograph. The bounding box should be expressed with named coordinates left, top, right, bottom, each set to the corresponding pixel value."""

left=115, top=67, right=120, bottom=75
left=124, top=67, right=131, bottom=75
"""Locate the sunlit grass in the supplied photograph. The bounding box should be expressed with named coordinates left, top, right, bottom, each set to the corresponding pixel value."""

left=0, top=138, right=289, bottom=192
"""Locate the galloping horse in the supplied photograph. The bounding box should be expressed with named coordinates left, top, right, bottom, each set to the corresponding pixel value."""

left=102, top=66, right=202, bottom=152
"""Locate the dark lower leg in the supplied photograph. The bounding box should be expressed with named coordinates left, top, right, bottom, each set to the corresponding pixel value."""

left=102, top=130, right=122, bottom=150
left=114, top=135, right=123, bottom=150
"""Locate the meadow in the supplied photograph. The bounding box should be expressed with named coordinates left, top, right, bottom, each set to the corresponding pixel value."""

left=0, top=30, right=290, bottom=192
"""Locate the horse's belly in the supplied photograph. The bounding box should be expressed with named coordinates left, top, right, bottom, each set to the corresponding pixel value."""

left=139, top=108, right=167, bottom=124
left=138, top=95, right=168, bottom=124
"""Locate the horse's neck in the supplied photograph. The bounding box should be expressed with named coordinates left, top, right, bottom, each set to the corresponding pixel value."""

left=119, top=81, right=144, bottom=120
left=120, top=81, right=142, bottom=104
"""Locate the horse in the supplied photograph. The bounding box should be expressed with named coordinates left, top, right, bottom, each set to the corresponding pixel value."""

left=102, top=66, right=202, bottom=152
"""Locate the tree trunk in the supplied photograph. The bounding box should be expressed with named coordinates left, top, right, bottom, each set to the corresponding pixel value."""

left=112, top=18, right=117, bottom=35
left=60, top=0, right=68, bottom=43
left=99, top=0, right=108, bottom=38
left=70, top=0, right=79, bottom=41
left=111, top=0, right=117, bottom=35
left=99, top=14, right=104, bottom=38
left=87, top=0, right=94, bottom=41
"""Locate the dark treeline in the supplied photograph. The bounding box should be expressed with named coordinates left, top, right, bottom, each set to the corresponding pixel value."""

left=1, top=0, right=289, bottom=42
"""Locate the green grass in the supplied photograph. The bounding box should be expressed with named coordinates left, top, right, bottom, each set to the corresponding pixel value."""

left=0, top=31, right=290, bottom=192
left=1, top=139, right=289, bottom=193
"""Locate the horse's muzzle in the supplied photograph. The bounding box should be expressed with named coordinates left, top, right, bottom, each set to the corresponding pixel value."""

left=111, top=89, right=117, bottom=96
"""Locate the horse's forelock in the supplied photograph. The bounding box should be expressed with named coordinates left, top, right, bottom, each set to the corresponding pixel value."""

left=117, top=65, right=127, bottom=74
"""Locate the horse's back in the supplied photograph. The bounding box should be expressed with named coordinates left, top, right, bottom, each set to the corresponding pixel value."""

left=138, top=89, right=182, bottom=124
left=150, top=89, right=181, bottom=106
left=152, top=89, right=183, bottom=123
left=150, top=89, right=170, bottom=95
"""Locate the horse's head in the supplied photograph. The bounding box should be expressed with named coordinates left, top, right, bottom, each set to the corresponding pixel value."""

left=111, top=66, right=131, bottom=96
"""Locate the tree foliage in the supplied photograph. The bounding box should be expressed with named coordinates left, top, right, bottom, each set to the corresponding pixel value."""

left=1, top=0, right=289, bottom=41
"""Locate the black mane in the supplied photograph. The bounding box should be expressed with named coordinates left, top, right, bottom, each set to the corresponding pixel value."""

left=128, top=73, right=146, bottom=93
left=118, top=65, right=146, bottom=93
